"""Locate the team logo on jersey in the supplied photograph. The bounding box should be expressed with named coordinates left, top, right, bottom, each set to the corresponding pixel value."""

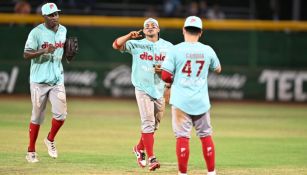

left=41, top=41, right=64, bottom=49
left=140, top=52, right=165, bottom=61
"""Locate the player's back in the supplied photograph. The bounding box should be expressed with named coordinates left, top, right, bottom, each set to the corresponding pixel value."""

left=168, top=42, right=220, bottom=115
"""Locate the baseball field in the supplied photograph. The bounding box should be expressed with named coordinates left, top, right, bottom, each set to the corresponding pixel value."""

left=0, top=96, right=306, bottom=175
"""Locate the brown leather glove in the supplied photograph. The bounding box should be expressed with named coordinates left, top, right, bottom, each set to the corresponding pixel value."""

left=63, top=37, right=78, bottom=63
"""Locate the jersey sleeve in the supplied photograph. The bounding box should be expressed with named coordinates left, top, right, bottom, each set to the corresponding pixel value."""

left=208, top=46, right=221, bottom=71
left=122, top=40, right=134, bottom=54
left=24, top=29, right=38, bottom=51
left=162, top=48, right=175, bottom=74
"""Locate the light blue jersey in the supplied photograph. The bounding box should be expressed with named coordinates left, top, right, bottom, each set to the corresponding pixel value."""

left=24, top=23, right=67, bottom=85
left=124, top=38, right=173, bottom=99
left=162, top=42, right=220, bottom=115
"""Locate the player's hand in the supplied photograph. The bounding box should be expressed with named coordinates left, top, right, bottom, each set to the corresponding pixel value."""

left=44, top=45, right=56, bottom=54
left=154, top=64, right=162, bottom=75
left=129, top=29, right=143, bottom=39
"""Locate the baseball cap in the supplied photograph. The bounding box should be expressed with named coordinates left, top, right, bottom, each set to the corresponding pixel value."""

left=143, top=18, right=159, bottom=28
left=184, top=16, right=203, bottom=29
left=41, top=3, right=61, bottom=15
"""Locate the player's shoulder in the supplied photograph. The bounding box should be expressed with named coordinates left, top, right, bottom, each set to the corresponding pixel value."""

left=127, top=38, right=142, bottom=44
left=174, top=42, right=186, bottom=48
left=31, top=23, right=44, bottom=32
left=159, top=38, right=173, bottom=46
left=58, top=24, right=67, bottom=32
left=28, top=23, right=44, bottom=36
left=196, top=42, right=215, bottom=52
left=167, top=42, right=183, bottom=53
left=200, top=42, right=213, bottom=49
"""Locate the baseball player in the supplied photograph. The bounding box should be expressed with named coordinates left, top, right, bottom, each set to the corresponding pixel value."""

left=23, top=3, right=68, bottom=163
left=112, top=18, right=173, bottom=171
left=161, top=16, right=222, bottom=175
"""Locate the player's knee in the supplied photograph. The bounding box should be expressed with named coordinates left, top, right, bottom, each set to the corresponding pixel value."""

left=174, top=132, right=191, bottom=139
left=141, top=119, right=155, bottom=133
left=31, top=116, right=44, bottom=125
left=173, top=124, right=192, bottom=138
left=53, top=113, right=67, bottom=120
left=196, top=129, right=212, bottom=138
left=142, top=126, right=155, bottom=133
left=141, top=124, right=155, bottom=133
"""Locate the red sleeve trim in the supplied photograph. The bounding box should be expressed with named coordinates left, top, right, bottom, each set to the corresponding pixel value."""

left=113, top=39, right=121, bottom=49
left=162, top=70, right=173, bottom=83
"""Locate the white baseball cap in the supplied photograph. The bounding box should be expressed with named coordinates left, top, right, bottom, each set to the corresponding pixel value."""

left=184, top=16, right=203, bottom=29
left=143, top=18, right=159, bottom=28
left=41, top=3, right=61, bottom=15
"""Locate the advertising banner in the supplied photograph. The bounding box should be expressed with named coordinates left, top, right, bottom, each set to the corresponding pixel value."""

left=1, top=63, right=306, bottom=102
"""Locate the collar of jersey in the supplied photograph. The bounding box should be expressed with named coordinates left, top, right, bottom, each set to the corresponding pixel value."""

left=143, top=38, right=161, bottom=44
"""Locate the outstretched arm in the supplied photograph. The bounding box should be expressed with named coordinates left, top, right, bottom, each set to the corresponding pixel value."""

left=112, top=30, right=142, bottom=51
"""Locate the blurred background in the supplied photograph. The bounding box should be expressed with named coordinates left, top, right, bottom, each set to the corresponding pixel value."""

left=0, top=0, right=306, bottom=102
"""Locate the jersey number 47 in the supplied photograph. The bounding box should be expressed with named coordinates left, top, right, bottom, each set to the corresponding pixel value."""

left=182, top=60, right=205, bottom=77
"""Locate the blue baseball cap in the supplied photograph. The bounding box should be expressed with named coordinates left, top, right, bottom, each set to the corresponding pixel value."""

left=41, top=3, right=61, bottom=15
left=184, top=16, right=203, bottom=29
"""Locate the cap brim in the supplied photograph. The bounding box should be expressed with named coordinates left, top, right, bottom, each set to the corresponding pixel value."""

left=43, top=9, right=61, bottom=15
left=184, top=25, right=202, bottom=29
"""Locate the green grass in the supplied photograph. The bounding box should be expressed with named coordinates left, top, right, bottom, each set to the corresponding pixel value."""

left=0, top=97, right=307, bottom=175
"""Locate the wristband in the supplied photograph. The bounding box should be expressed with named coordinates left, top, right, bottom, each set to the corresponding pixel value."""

left=113, top=39, right=121, bottom=49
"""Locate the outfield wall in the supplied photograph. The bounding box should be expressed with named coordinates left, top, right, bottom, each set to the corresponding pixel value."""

left=1, top=63, right=307, bottom=102
left=0, top=14, right=306, bottom=102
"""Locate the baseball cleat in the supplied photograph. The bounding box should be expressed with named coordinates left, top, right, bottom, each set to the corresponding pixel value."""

left=44, top=138, right=58, bottom=158
left=148, top=156, right=160, bottom=171
left=207, top=170, right=216, bottom=175
left=133, top=146, right=146, bottom=168
left=26, top=152, right=39, bottom=163
left=178, top=172, right=188, bottom=175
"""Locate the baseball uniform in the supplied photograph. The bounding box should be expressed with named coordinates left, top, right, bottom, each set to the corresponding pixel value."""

left=25, top=23, right=67, bottom=124
left=124, top=38, right=173, bottom=132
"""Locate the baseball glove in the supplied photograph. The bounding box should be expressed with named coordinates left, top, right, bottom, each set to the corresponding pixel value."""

left=63, top=37, right=78, bottom=63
